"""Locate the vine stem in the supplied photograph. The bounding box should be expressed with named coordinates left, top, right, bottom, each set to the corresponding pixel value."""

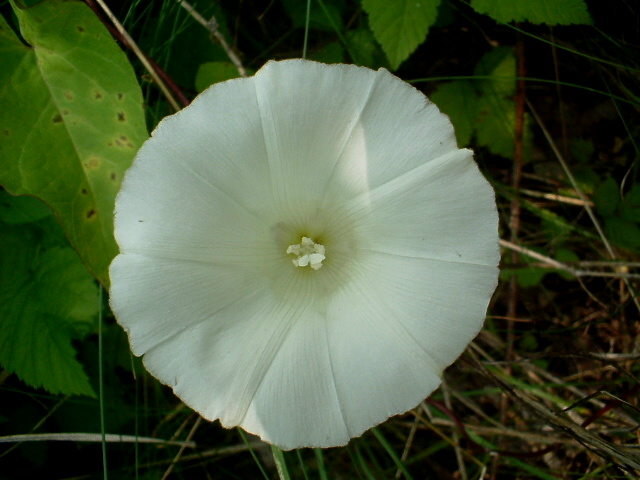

left=90, top=0, right=182, bottom=111
left=98, top=286, right=108, bottom=479
left=177, top=0, right=247, bottom=78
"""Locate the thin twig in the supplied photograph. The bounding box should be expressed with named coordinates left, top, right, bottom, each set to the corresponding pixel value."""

left=468, top=348, right=640, bottom=473
left=442, top=381, right=468, bottom=480
left=177, top=0, right=247, bottom=77
left=500, top=239, right=640, bottom=279
left=0, top=399, right=67, bottom=459
left=519, top=188, right=593, bottom=206
left=161, top=416, right=203, bottom=480
left=527, top=99, right=640, bottom=313
left=0, top=433, right=195, bottom=447
left=395, top=416, right=419, bottom=479
left=89, top=0, right=181, bottom=111
left=496, top=30, right=527, bottom=479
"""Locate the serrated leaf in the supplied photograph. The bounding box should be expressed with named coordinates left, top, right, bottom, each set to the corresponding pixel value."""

left=470, top=0, right=592, bottom=25
left=474, top=48, right=533, bottom=159
left=430, top=80, right=479, bottom=147
left=0, top=223, right=98, bottom=397
left=0, top=0, right=148, bottom=286
left=362, top=0, right=440, bottom=70
left=593, top=177, right=620, bottom=218
left=195, top=61, right=241, bottom=92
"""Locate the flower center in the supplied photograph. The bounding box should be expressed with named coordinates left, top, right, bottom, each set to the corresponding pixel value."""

left=286, top=237, right=326, bottom=270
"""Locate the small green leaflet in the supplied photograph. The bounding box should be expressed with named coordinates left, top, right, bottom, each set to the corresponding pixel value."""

left=195, top=62, right=242, bottom=92
left=471, top=0, right=592, bottom=25
left=594, top=178, right=640, bottom=251
left=593, top=177, right=620, bottom=218
left=430, top=81, right=478, bottom=147
left=346, top=28, right=389, bottom=69
left=362, top=0, right=440, bottom=70
left=0, top=194, right=98, bottom=397
left=431, top=48, right=533, bottom=159
left=0, top=0, right=148, bottom=286
left=281, top=0, right=345, bottom=32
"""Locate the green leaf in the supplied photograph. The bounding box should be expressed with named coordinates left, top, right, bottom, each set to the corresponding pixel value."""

left=0, top=191, right=51, bottom=225
left=345, top=27, right=389, bottom=69
left=473, top=48, right=533, bottom=159
left=555, top=248, right=578, bottom=280
left=0, top=0, right=148, bottom=286
left=515, top=266, right=547, bottom=287
left=605, top=216, right=640, bottom=251
left=470, top=0, right=592, bottom=25
left=475, top=47, right=516, bottom=96
left=593, top=177, right=620, bottom=218
left=475, top=95, right=518, bottom=158
left=500, top=247, right=554, bottom=287
left=430, top=80, right=479, bottom=147
left=311, top=42, right=345, bottom=65
left=0, top=222, right=98, bottom=397
left=281, top=0, right=344, bottom=32
left=195, top=61, right=241, bottom=92
left=621, top=184, right=640, bottom=223
left=362, top=0, right=440, bottom=70
left=500, top=263, right=546, bottom=288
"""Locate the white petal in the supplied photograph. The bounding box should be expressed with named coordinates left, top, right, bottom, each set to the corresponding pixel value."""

left=317, top=67, right=461, bottom=206
left=253, top=60, right=381, bottom=211
left=114, top=74, right=277, bottom=263
left=109, top=254, right=266, bottom=355
left=349, top=148, right=499, bottom=266
left=140, top=271, right=348, bottom=443
left=241, top=310, right=350, bottom=449
left=320, top=250, right=497, bottom=436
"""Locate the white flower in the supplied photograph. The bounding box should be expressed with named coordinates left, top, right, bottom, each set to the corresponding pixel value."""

left=109, top=59, right=499, bottom=450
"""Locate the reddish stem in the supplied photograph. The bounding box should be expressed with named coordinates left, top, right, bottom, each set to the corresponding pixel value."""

left=84, top=0, right=190, bottom=108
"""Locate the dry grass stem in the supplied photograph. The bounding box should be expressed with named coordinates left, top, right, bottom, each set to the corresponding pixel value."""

left=527, top=99, right=640, bottom=313
left=92, top=0, right=181, bottom=111
left=177, top=0, right=247, bottom=77
left=500, top=239, right=640, bottom=279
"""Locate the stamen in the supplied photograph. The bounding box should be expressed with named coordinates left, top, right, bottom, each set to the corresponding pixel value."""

left=286, top=237, right=326, bottom=270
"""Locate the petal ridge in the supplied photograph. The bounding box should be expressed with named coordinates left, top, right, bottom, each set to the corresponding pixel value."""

left=155, top=136, right=273, bottom=228
left=319, top=69, right=379, bottom=205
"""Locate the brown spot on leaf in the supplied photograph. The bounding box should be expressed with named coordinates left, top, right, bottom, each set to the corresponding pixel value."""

left=77, top=26, right=85, bottom=32
left=86, top=209, right=96, bottom=219
left=81, top=188, right=88, bottom=195
left=52, top=114, right=63, bottom=123
left=62, top=109, right=69, bottom=116
left=110, top=172, right=117, bottom=181
left=65, top=91, right=73, bottom=100
left=114, top=135, right=135, bottom=149
left=117, top=93, right=124, bottom=101
left=117, top=112, right=126, bottom=122
left=94, top=91, right=103, bottom=100
left=84, top=157, right=100, bottom=169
